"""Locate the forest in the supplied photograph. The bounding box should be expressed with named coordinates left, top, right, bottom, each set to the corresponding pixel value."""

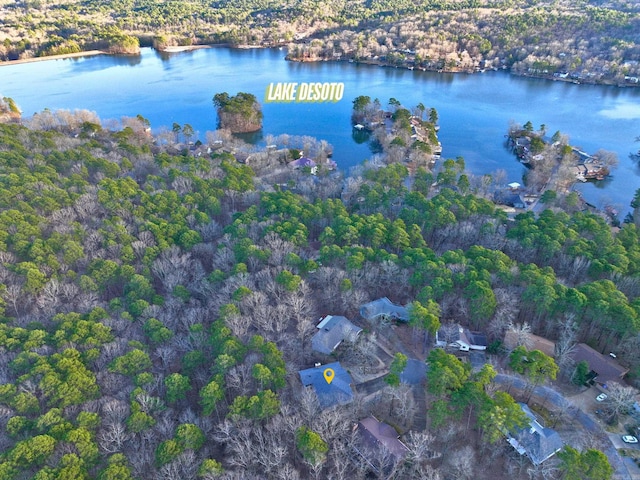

left=0, top=0, right=639, bottom=84
left=212, top=93, right=263, bottom=133
left=0, top=102, right=637, bottom=479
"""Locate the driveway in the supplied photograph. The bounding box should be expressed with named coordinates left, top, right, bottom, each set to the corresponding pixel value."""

left=609, top=434, right=639, bottom=450
left=495, top=374, right=632, bottom=479
left=400, top=358, right=426, bottom=384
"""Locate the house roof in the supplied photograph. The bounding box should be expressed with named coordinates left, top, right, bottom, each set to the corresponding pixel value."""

left=570, top=343, right=628, bottom=384
left=504, top=331, right=556, bottom=358
left=509, top=403, right=563, bottom=465
left=299, top=362, right=354, bottom=409
left=436, top=323, right=461, bottom=344
left=357, top=416, right=409, bottom=459
left=436, top=324, right=487, bottom=349
left=311, top=315, right=362, bottom=355
left=289, top=157, right=316, bottom=168
left=465, top=330, right=487, bottom=348
left=495, top=191, right=526, bottom=208
left=360, top=297, right=409, bottom=322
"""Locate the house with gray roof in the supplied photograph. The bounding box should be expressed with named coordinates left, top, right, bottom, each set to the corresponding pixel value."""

left=435, top=323, right=487, bottom=351
left=360, top=297, right=409, bottom=323
left=299, top=362, right=354, bottom=409
left=311, top=315, right=362, bottom=355
left=507, top=403, right=563, bottom=465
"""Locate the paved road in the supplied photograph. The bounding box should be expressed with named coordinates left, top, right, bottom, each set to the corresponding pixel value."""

left=356, top=375, right=388, bottom=396
left=495, top=374, right=632, bottom=479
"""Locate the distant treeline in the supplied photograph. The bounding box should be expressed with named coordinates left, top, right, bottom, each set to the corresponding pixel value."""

left=1, top=0, right=639, bottom=84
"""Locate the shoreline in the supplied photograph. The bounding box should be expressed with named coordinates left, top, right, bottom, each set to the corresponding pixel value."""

left=0, top=39, right=638, bottom=88
left=0, top=50, right=106, bottom=67
left=1, top=44, right=638, bottom=90
left=286, top=55, right=640, bottom=89
left=160, top=45, right=212, bottom=53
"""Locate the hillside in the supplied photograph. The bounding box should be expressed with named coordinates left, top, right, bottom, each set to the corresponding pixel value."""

left=0, top=0, right=639, bottom=84
left=0, top=109, right=637, bottom=478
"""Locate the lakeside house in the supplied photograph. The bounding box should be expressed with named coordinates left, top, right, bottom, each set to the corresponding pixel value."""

left=289, top=157, right=316, bottom=169
left=494, top=190, right=526, bottom=209
left=311, top=315, right=362, bottom=355
left=572, top=148, right=607, bottom=181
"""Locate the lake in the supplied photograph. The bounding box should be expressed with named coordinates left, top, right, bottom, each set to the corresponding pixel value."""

left=1, top=47, right=640, bottom=213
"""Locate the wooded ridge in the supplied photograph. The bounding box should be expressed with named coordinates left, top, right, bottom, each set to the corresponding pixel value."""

left=0, top=108, right=636, bottom=478
left=1, top=0, right=639, bottom=85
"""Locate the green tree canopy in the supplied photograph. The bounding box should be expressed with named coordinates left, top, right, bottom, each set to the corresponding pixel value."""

left=295, top=426, right=328, bottom=466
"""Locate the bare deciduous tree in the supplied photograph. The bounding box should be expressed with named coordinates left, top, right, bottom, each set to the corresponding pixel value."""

left=446, top=445, right=475, bottom=479
left=604, top=382, right=637, bottom=419
left=554, top=316, right=578, bottom=377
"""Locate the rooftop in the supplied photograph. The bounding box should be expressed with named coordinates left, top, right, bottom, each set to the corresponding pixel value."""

left=436, top=324, right=487, bottom=350
left=504, top=331, right=556, bottom=358
left=289, top=157, right=316, bottom=169
left=311, top=315, right=362, bottom=355
left=357, top=416, right=409, bottom=459
left=299, top=362, right=354, bottom=409
left=465, top=330, right=488, bottom=348
left=570, top=343, right=628, bottom=384
left=508, top=403, right=563, bottom=465
left=360, top=297, right=409, bottom=322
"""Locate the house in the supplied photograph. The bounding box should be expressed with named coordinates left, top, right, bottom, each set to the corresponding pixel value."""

left=574, top=164, right=588, bottom=182
left=299, top=362, right=354, bottom=409
left=289, top=157, right=316, bottom=169
left=311, top=315, right=362, bottom=355
left=355, top=416, right=409, bottom=460
left=435, top=324, right=487, bottom=351
left=570, top=343, right=629, bottom=385
left=359, top=297, right=409, bottom=323
left=503, top=331, right=556, bottom=358
left=507, top=403, right=563, bottom=465
left=325, top=158, right=338, bottom=170
left=494, top=190, right=526, bottom=209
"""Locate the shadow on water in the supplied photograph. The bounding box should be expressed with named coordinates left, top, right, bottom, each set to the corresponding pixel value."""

left=351, top=129, right=370, bottom=144
left=234, top=129, right=264, bottom=144
left=157, top=51, right=198, bottom=62
left=68, top=53, right=142, bottom=73
left=589, top=175, right=615, bottom=190
left=368, top=137, right=383, bottom=154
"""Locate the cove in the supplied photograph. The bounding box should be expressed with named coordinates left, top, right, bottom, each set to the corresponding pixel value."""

left=1, top=47, right=640, bottom=214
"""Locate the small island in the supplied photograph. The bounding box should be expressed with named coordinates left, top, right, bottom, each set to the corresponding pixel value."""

left=213, top=92, right=263, bottom=133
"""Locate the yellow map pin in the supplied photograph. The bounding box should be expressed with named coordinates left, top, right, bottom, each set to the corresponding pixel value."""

left=323, top=368, right=335, bottom=384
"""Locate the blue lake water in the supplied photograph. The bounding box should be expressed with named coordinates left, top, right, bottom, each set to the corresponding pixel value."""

left=1, top=47, right=640, bottom=212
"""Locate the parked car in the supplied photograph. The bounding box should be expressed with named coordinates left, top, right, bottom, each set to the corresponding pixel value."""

left=596, top=393, right=608, bottom=402
left=622, top=435, right=638, bottom=444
